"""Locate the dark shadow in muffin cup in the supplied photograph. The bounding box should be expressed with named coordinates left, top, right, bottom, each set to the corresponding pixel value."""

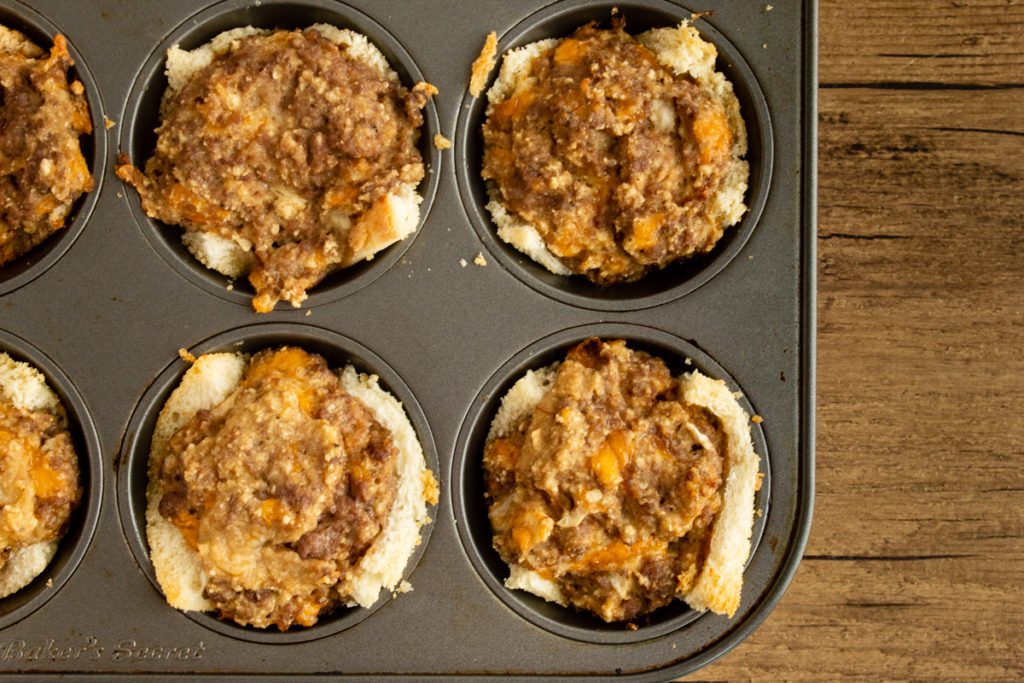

left=0, top=329, right=103, bottom=630
left=117, top=0, right=441, bottom=310
left=0, top=2, right=106, bottom=298
left=454, top=0, right=772, bottom=312
left=116, top=322, right=439, bottom=644
left=452, top=323, right=770, bottom=644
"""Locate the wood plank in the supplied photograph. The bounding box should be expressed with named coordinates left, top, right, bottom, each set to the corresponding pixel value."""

left=690, top=558, right=1024, bottom=680
left=821, top=0, right=1024, bottom=86
left=819, top=88, right=1024, bottom=240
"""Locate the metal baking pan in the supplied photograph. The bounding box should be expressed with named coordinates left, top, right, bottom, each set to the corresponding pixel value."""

left=0, top=0, right=816, bottom=678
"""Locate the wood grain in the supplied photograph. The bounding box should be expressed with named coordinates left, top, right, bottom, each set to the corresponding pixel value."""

left=688, top=0, right=1024, bottom=679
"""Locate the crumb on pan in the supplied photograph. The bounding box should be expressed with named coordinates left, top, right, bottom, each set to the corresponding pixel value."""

left=433, top=133, right=452, bottom=150
left=469, top=31, right=498, bottom=98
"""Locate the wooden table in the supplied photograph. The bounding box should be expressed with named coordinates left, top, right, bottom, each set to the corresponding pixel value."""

left=690, top=1, right=1024, bottom=679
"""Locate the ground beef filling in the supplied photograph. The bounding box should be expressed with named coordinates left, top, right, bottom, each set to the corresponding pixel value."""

left=484, top=339, right=726, bottom=622
left=482, top=23, right=735, bottom=284
left=0, top=400, right=81, bottom=570
left=0, top=28, right=94, bottom=266
left=116, top=28, right=430, bottom=311
left=156, top=347, right=398, bottom=629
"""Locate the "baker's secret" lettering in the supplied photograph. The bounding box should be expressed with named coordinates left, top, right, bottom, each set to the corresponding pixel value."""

left=0, top=637, right=205, bottom=665
left=111, top=639, right=206, bottom=662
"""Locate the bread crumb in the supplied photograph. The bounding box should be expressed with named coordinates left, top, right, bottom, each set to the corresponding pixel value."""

left=751, top=414, right=763, bottom=423
left=177, top=348, right=197, bottom=363
left=46, top=578, right=53, bottom=587
left=459, top=258, right=468, bottom=267
left=469, top=31, right=498, bottom=97
left=747, top=254, right=753, bottom=260
left=104, top=116, right=116, bottom=129
left=766, top=5, right=773, bottom=10
left=732, top=390, right=742, bottom=398
left=756, top=508, right=763, bottom=517
left=413, top=81, right=439, bottom=98
left=226, top=284, right=233, bottom=291
left=433, top=133, right=451, bottom=150
left=305, top=310, right=311, bottom=317
left=755, top=472, right=764, bottom=492
left=474, top=252, right=487, bottom=266
left=763, top=43, right=768, bottom=49
left=396, top=580, right=413, bottom=594
left=422, top=472, right=439, bottom=506
left=116, top=192, right=122, bottom=198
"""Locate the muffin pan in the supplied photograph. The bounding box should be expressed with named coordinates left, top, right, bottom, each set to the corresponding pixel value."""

left=0, top=0, right=815, bottom=678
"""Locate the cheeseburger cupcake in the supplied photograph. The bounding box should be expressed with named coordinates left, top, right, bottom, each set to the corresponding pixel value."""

left=117, top=25, right=435, bottom=312
left=0, top=25, right=94, bottom=267
left=0, top=352, right=81, bottom=598
left=483, top=338, right=759, bottom=622
left=146, top=346, right=437, bottom=629
left=481, top=18, right=748, bottom=285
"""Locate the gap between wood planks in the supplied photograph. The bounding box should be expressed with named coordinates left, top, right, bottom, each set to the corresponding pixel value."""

left=802, top=554, right=977, bottom=561
left=819, top=81, right=1024, bottom=90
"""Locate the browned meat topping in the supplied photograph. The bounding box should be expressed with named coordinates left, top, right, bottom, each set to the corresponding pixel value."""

left=116, top=28, right=431, bottom=311
left=0, top=28, right=94, bottom=266
left=482, top=22, right=735, bottom=284
left=483, top=339, right=726, bottom=622
left=156, top=347, right=399, bottom=629
left=0, top=399, right=81, bottom=568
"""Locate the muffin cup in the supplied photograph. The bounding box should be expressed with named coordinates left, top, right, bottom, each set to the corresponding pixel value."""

left=116, top=0, right=441, bottom=310
left=454, top=0, right=773, bottom=311
left=0, top=1, right=106, bottom=297
left=451, top=322, right=771, bottom=643
left=0, top=329, right=102, bottom=630
left=116, top=322, right=439, bottom=643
